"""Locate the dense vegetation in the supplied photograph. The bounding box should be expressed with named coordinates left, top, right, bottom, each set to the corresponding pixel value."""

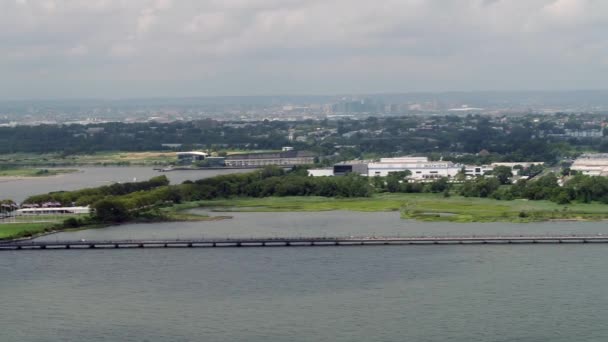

left=1, top=113, right=605, bottom=165
left=5, top=165, right=608, bottom=240
left=370, top=171, right=608, bottom=206
left=16, top=167, right=608, bottom=228
left=0, top=121, right=292, bottom=154
left=22, top=167, right=371, bottom=223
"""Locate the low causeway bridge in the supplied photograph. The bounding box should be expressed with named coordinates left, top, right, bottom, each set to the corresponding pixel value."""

left=2, top=235, right=608, bottom=250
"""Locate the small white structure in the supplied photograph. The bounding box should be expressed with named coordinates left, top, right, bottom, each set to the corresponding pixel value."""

left=15, top=207, right=91, bottom=216
left=177, top=151, right=208, bottom=163
left=307, top=168, right=334, bottom=177
left=464, top=165, right=493, bottom=177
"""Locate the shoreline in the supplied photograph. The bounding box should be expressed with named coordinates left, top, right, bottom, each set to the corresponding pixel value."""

left=0, top=168, right=80, bottom=179
left=0, top=213, right=233, bottom=243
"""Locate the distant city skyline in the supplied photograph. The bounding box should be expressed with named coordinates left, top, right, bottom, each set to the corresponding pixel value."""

left=2, top=0, right=608, bottom=100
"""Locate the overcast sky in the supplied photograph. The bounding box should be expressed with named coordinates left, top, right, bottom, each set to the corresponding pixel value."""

left=1, top=0, right=607, bottom=99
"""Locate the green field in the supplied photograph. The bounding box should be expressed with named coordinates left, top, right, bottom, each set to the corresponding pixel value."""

left=192, top=193, right=608, bottom=223
left=0, top=222, right=57, bottom=239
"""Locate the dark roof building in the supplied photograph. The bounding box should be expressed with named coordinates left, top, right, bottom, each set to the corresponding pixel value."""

left=225, top=150, right=315, bottom=167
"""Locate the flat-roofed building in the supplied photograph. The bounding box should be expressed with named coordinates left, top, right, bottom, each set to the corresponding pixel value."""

left=177, top=151, right=208, bottom=163
left=225, top=150, right=314, bottom=167
left=333, top=162, right=369, bottom=176
left=490, top=162, right=544, bottom=176
left=464, top=165, right=492, bottom=177
left=367, top=156, right=461, bottom=180
left=572, top=154, right=608, bottom=176
left=15, top=207, right=90, bottom=216
left=307, top=168, right=334, bottom=177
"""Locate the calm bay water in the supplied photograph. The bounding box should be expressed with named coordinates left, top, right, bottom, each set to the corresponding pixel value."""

left=4, top=169, right=608, bottom=341
left=36, top=210, right=608, bottom=241
left=2, top=245, right=608, bottom=341
left=0, top=167, right=251, bottom=203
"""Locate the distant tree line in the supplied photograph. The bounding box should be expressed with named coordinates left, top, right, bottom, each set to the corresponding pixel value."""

left=0, top=115, right=603, bottom=165
left=0, top=121, right=294, bottom=154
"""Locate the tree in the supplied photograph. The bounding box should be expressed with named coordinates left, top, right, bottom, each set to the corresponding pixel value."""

left=92, top=199, right=130, bottom=222
left=492, top=166, right=513, bottom=185
left=429, top=177, right=449, bottom=193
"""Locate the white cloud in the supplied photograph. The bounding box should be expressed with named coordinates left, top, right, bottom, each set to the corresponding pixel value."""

left=109, top=43, right=136, bottom=58
left=66, top=44, right=88, bottom=56
left=0, top=0, right=608, bottom=99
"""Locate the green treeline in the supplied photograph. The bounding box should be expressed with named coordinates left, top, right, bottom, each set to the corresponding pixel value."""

left=20, top=165, right=608, bottom=225
left=24, top=176, right=171, bottom=206
left=492, top=174, right=608, bottom=204
left=381, top=172, right=608, bottom=205
left=23, top=167, right=371, bottom=223
left=184, top=167, right=370, bottom=199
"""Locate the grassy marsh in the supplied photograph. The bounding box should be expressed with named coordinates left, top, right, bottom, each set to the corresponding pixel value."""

left=192, top=193, right=608, bottom=223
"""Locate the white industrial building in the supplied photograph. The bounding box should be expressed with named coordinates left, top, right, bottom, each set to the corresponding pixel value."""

left=571, top=154, right=608, bottom=176
left=225, top=150, right=315, bottom=167
left=307, top=168, right=334, bottom=177
left=463, top=165, right=492, bottom=177
left=367, top=157, right=461, bottom=180
left=307, top=156, right=540, bottom=181
left=15, top=207, right=91, bottom=216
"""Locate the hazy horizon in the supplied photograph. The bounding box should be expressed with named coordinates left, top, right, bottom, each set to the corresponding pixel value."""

left=2, top=0, right=608, bottom=100
left=3, top=89, right=608, bottom=103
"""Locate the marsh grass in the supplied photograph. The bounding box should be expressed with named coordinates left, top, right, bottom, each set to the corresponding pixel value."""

left=192, top=193, right=608, bottom=223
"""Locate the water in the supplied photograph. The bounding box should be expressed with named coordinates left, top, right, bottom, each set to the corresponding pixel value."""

left=35, top=210, right=608, bottom=242
left=2, top=245, right=608, bottom=341
left=5, top=169, right=608, bottom=340
left=0, top=167, right=251, bottom=202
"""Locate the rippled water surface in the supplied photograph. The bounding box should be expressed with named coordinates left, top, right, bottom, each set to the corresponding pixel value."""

left=2, top=245, right=608, bottom=341
left=5, top=169, right=608, bottom=341
left=35, top=210, right=608, bottom=242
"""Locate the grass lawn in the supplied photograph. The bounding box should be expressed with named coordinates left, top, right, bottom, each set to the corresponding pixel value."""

left=0, top=222, right=56, bottom=240
left=191, top=193, right=608, bottom=223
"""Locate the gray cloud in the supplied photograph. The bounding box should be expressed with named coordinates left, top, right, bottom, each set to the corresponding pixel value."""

left=1, top=0, right=608, bottom=99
